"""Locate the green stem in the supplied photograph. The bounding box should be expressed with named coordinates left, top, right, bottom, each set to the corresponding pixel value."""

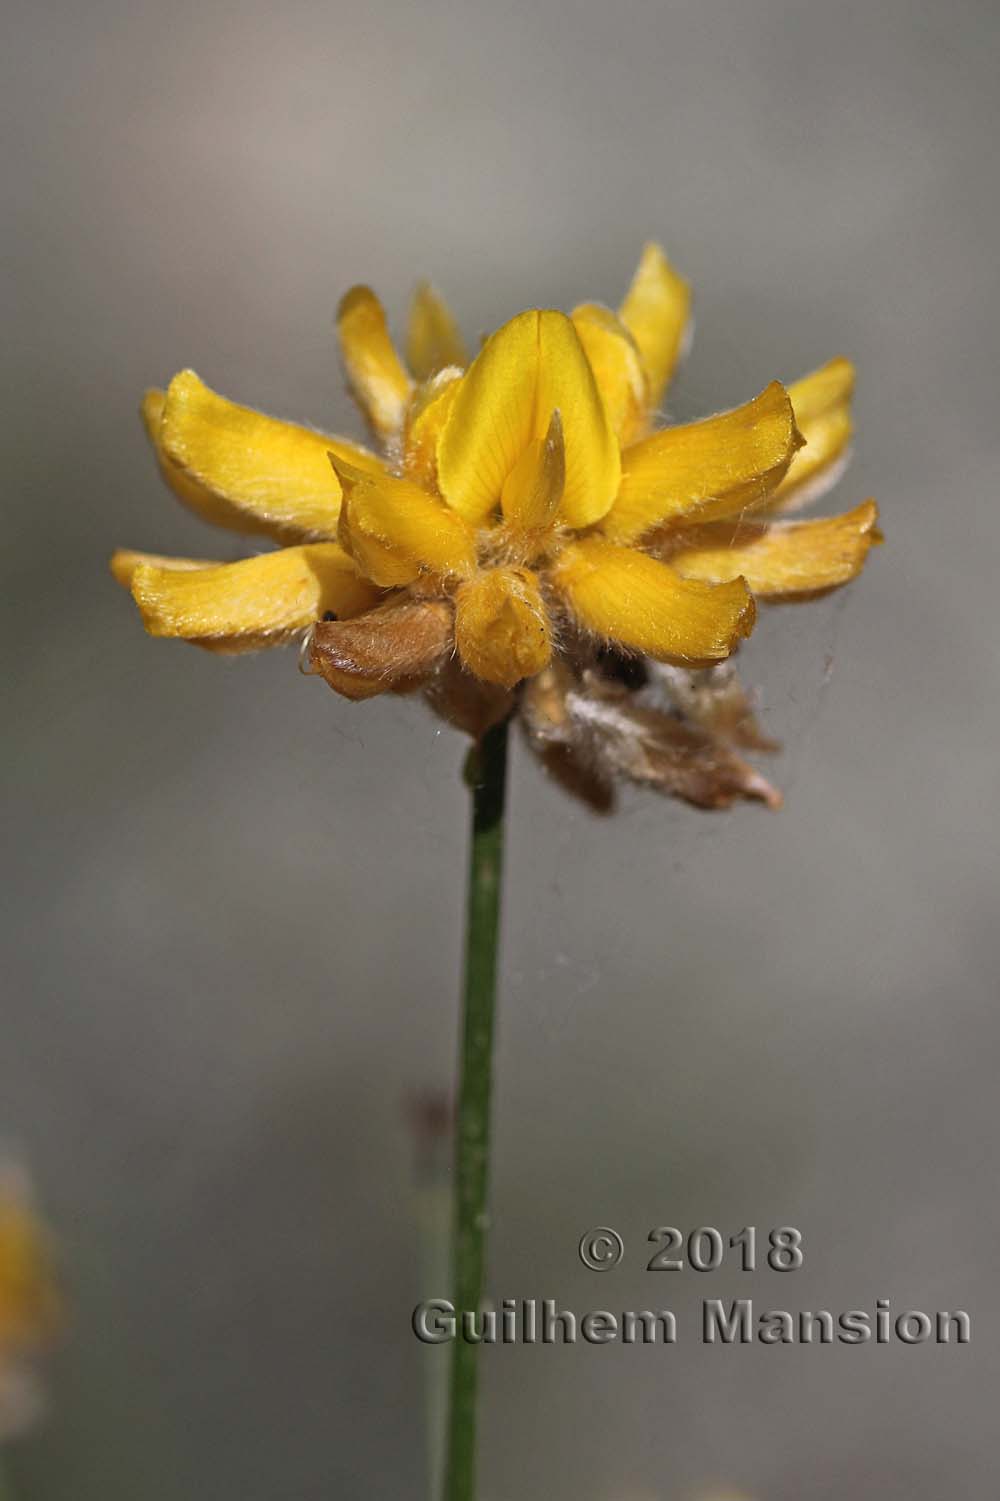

left=444, top=717, right=510, bottom=1501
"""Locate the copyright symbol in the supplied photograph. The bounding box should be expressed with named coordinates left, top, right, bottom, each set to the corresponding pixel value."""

left=579, top=1227, right=624, bottom=1271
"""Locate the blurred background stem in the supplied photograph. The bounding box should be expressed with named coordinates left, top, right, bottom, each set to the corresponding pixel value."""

left=444, top=718, right=509, bottom=1501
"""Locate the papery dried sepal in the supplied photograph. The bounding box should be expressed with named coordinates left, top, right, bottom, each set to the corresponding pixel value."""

left=648, top=662, right=780, bottom=753
left=565, top=675, right=782, bottom=810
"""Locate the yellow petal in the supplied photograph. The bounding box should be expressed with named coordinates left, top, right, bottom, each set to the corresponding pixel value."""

left=437, top=310, right=537, bottom=523
left=618, top=242, right=692, bottom=412
left=156, top=372, right=380, bottom=543
left=454, top=566, right=552, bottom=687
left=500, top=409, right=565, bottom=531
left=520, top=316, right=622, bottom=529
left=764, top=357, right=856, bottom=514
left=125, top=543, right=380, bottom=652
left=110, top=548, right=218, bottom=588
left=571, top=303, right=648, bottom=446
left=337, top=285, right=413, bottom=441
left=406, top=283, right=468, bottom=381
left=0, top=1186, right=61, bottom=1348
left=332, top=458, right=476, bottom=588
left=403, top=368, right=463, bottom=489
left=437, top=309, right=621, bottom=528
left=142, top=389, right=245, bottom=534
left=601, top=382, right=802, bottom=544
left=667, top=499, right=881, bottom=597
left=551, top=536, right=755, bottom=666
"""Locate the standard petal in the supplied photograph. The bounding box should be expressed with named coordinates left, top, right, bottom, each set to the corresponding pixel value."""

left=125, top=543, right=380, bottom=652
left=601, top=382, right=802, bottom=544
left=551, top=537, right=755, bottom=666
left=500, top=409, right=565, bottom=532
left=436, top=309, right=536, bottom=523
left=406, top=283, right=467, bottom=381
left=454, top=566, right=553, bottom=687
left=570, top=303, right=648, bottom=446
left=337, top=285, right=413, bottom=440
left=763, top=357, right=856, bottom=514
left=437, top=309, right=621, bottom=528
left=666, top=499, right=881, bottom=597
left=618, top=242, right=692, bottom=413
left=157, top=372, right=379, bottom=542
left=332, top=457, right=477, bottom=588
left=309, top=598, right=453, bottom=700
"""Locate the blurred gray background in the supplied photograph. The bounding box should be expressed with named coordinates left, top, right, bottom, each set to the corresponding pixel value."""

left=3, top=0, right=998, bottom=1495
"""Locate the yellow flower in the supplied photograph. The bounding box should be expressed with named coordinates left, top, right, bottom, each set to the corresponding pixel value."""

left=112, top=245, right=880, bottom=808
left=0, top=1169, right=60, bottom=1438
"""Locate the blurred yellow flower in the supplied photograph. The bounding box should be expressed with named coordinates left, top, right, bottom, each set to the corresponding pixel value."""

left=0, top=1168, right=60, bottom=1439
left=113, top=244, right=880, bottom=808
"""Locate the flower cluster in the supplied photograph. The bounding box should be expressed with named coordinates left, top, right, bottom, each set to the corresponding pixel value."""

left=113, top=245, right=879, bottom=809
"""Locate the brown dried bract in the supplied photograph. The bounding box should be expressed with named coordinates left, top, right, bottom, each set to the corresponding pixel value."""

left=648, top=661, right=780, bottom=752
left=309, top=598, right=453, bottom=700
left=423, top=656, right=515, bottom=740
left=522, top=658, right=782, bottom=812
